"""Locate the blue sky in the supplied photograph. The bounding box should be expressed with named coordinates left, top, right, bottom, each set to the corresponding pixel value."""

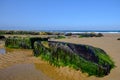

left=0, top=0, right=120, bottom=30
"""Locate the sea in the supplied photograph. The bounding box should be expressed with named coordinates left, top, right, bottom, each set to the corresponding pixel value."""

left=35, top=30, right=120, bottom=34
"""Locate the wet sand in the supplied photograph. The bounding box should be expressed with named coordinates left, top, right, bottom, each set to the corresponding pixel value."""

left=0, top=48, right=86, bottom=80
left=0, top=39, right=53, bottom=80
left=54, top=33, right=120, bottom=80
left=0, top=64, right=52, bottom=80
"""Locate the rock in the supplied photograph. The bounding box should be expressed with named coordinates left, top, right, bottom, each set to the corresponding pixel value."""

left=33, top=41, right=115, bottom=77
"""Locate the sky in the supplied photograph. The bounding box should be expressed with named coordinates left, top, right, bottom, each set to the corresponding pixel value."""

left=0, top=0, right=120, bottom=30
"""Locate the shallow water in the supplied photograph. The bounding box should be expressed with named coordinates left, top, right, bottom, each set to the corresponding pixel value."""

left=0, top=64, right=52, bottom=80
left=0, top=48, right=6, bottom=54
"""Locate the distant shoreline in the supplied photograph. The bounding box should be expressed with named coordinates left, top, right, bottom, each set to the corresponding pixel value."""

left=0, top=30, right=120, bottom=34
left=33, top=30, right=120, bottom=33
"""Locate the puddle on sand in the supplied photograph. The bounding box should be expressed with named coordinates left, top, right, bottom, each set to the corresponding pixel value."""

left=0, top=64, right=52, bottom=80
left=0, top=48, right=6, bottom=54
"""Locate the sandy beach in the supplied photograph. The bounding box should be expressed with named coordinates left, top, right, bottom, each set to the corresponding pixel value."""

left=0, top=33, right=120, bottom=80
left=1, top=0, right=120, bottom=79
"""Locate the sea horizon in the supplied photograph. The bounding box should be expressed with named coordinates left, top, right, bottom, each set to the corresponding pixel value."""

left=34, top=30, right=120, bottom=33
left=0, top=29, right=120, bottom=33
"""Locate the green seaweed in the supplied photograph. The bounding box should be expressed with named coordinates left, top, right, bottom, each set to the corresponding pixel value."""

left=5, top=37, right=31, bottom=49
left=94, top=48, right=114, bottom=68
left=5, top=37, right=48, bottom=49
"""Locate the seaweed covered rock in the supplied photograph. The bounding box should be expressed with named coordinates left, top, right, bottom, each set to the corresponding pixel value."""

left=117, top=38, right=120, bottom=40
left=5, top=37, right=31, bottom=49
left=34, top=41, right=114, bottom=77
left=5, top=37, right=48, bottom=49
left=0, top=35, right=5, bottom=40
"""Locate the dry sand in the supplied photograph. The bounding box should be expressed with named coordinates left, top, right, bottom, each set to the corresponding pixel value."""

left=54, top=33, right=120, bottom=80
